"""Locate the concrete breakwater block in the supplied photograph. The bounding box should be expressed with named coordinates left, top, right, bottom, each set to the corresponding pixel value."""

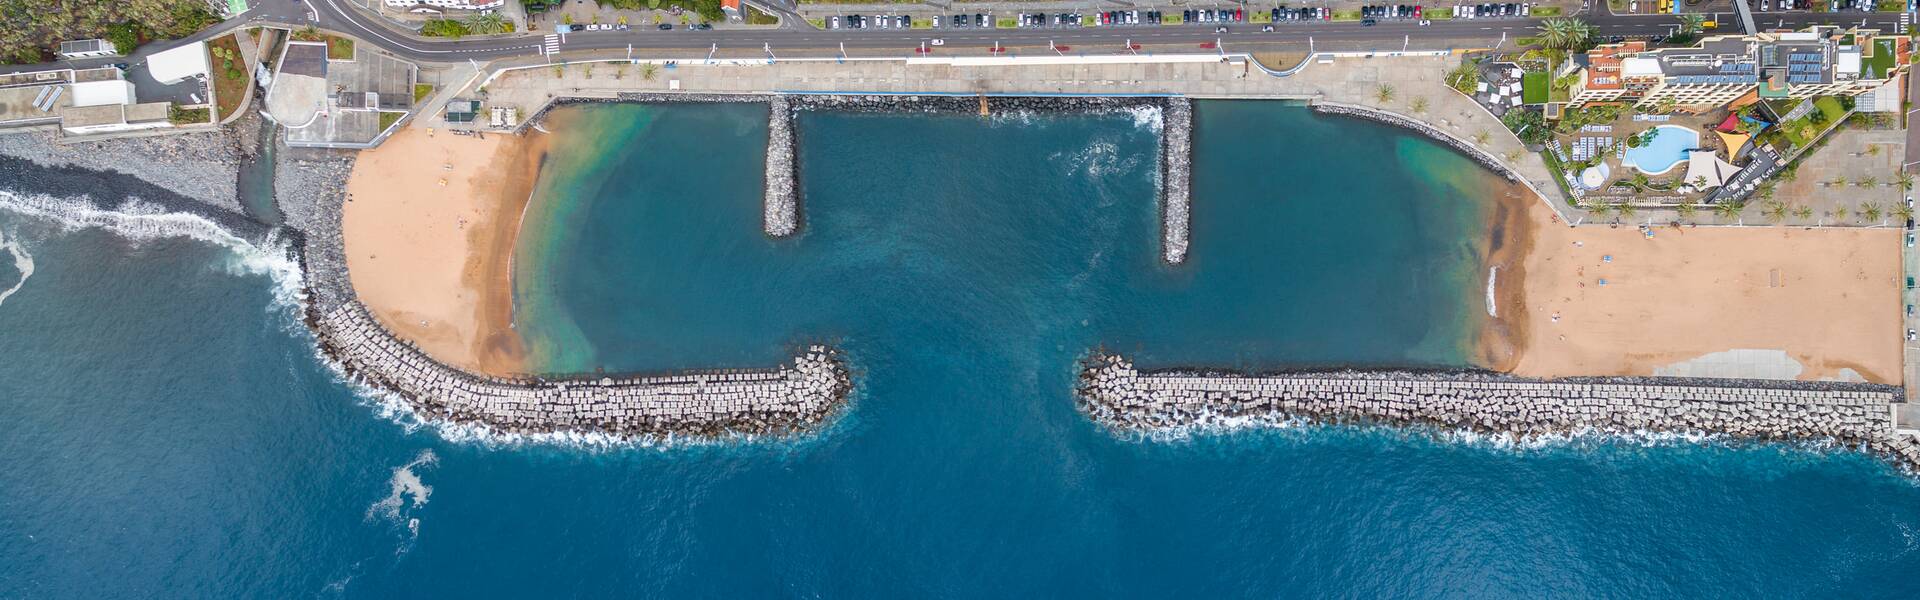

left=309, top=302, right=853, bottom=441
left=1075, top=352, right=1920, bottom=472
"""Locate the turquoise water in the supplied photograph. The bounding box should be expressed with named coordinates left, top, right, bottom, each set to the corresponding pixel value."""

left=3, top=102, right=1920, bottom=596
left=1623, top=124, right=1701, bottom=175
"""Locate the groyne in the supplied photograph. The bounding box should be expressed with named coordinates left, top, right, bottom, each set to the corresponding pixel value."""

left=1079, top=353, right=1920, bottom=470
left=308, top=302, right=852, bottom=439
left=1161, top=98, right=1191, bottom=265
left=765, top=95, right=798, bottom=236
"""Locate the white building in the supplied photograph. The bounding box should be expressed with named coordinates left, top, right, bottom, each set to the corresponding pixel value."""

left=147, top=42, right=211, bottom=85
left=383, top=0, right=505, bottom=9
left=57, top=39, right=119, bottom=59
left=68, top=79, right=136, bottom=107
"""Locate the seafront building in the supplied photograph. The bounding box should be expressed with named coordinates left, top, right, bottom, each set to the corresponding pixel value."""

left=1565, top=26, right=1909, bottom=111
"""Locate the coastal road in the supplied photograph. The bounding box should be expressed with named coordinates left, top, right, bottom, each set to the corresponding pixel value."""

left=223, top=0, right=1918, bottom=64
left=0, top=0, right=1902, bottom=75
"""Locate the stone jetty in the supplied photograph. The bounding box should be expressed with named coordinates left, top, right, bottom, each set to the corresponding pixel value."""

left=1160, top=98, right=1192, bottom=265
left=1079, top=353, right=1920, bottom=471
left=310, top=302, right=852, bottom=439
left=765, top=95, right=799, bottom=237
left=1310, top=101, right=1529, bottom=188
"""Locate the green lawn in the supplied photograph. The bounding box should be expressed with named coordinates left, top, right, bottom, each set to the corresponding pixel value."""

left=1161, top=13, right=1182, bottom=24
left=1521, top=71, right=1549, bottom=104
left=1866, top=38, right=1898, bottom=79
left=1331, top=9, right=1361, bottom=21
left=806, top=17, right=826, bottom=29
left=326, top=35, right=354, bottom=60
left=1533, top=6, right=1563, bottom=16
left=1425, top=11, right=1453, bottom=20
left=1250, top=10, right=1272, bottom=23
left=413, top=84, right=433, bottom=104
left=996, top=16, right=1017, bottom=28
left=378, top=111, right=403, bottom=133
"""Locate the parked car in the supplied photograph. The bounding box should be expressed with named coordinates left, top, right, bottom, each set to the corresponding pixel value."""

left=658, top=23, right=672, bottom=30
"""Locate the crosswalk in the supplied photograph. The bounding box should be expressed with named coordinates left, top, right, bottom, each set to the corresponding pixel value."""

left=543, top=34, right=562, bottom=55
left=1900, top=12, right=1911, bottom=35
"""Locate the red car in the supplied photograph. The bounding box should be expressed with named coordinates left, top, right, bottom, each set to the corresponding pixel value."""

left=1234, top=8, right=1244, bottom=20
left=1413, top=5, right=1423, bottom=18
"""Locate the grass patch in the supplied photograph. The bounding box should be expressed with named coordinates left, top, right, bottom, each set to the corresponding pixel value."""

left=1866, top=37, right=1898, bottom=79
left=1533, top=6, right=1563, bottom=16
left=1250, top=10, right=1272, bottom=23
left=996, top=16, right=1017, bottom=28
left=911, top=17, right=932, bottom=29
left=806, top=17, right=826, bottom=28
left=1332, top=9, right=1362, bottom=21
left=1162, top=13, right=1181, bottom=24
left=413, top=83, right=434, bottom=104
left=1425, top=11, right=1453, bottom=20
left=1521, top=71, right=1549, bottom=104
left=1082, top=14, right=1098, bottom=26
left=326, top=35, right=354, bottom=60
left=168, top=104, right=210, bottom=126
left=1878, top=0, right=1906, bottom=10
left=378, top=111, right=404, bottom=133
left=745, top=5, right=780, bottom=25
left=207, top=34, right=249, bottom=121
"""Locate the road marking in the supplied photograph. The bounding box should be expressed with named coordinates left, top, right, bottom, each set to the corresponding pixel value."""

left=543, top=34, right=562, bottom=55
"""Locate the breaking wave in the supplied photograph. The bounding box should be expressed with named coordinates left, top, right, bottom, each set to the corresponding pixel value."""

left=0, top=227, right=33, bottom=308
left=0, top=189, right=306, bottom=317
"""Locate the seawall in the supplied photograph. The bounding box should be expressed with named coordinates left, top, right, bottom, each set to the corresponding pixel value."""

left=765, top=95, right=798, bottom=237
left=1079, top=353, right=1920, bottom=470
left=1308, top=101, right=1556, bottom=208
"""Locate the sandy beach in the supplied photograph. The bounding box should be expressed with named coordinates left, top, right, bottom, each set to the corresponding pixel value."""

left=1505, top=196, right=1902, bottom=384
left=343, top=127, right=547, bottom=376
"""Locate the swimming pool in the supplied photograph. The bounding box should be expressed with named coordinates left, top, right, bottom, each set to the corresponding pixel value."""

left=1622, top=125, right=1699, bottom=175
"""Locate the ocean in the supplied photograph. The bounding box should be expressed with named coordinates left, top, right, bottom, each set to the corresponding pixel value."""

left=2, top=102, right=1918, bottom=596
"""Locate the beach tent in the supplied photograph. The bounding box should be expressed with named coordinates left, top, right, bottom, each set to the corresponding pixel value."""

left=1682, top=150, right=1739, bottom=189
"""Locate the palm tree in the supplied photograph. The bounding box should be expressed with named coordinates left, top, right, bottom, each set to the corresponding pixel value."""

left=1473, top=131, right=1491, bottom=146
left=1831, top=205, right=1850, bottom=222
left=1893, top=204, right=1915, bottom=224
left=1896, top=171, right=1914, bottom=191
left=1713, top=201, right=1745, bottom=221
left=1793, top=205, right=1814, bottom=221
left=1676, top=203, right=1698, bottom=221
left=1615, top=202, right=1636, bottom=218
left=467, top=12, right=510, bottom=35
left=1762, top=200, right=1788, bottom=224
left=1861, top=202, right=1884, bottom=224
left=640, top=63, right=660, bottom=81
left=1676, top=14, right=1705, bottom=38
left=1860, top=176, right=1879, bottom=188
left=1778, top=166, right=1799, bottom=182
left=1376, top=84, right=1396, bottom=104
left=1410, top=96, right=1429, bottom=114
left=1537, top=18, right=1594, bottom=53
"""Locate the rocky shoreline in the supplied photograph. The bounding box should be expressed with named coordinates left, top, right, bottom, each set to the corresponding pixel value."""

left=1079, top=353, right=1920, bottom=471
left=0, top=128, right=270, bottom=242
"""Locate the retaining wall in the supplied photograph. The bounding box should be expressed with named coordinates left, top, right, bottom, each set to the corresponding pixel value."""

left=1079, top=353, right=1920, bottom=470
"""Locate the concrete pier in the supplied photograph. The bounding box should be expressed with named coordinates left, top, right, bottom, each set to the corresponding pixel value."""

left=309, top=302, right=851, bottom=439
left=1161, top=98, right=1192, bottom=265
left=1079, top=353, right=1920, bottom=471
left=765, top=95, right=798, bottom=237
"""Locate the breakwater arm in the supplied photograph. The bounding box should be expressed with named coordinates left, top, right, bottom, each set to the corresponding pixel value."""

left=765, top=95, right=798, bottom=237
left=311, top=303, right=851, bottom=439
left=1079, top=353, right=1920, bottom=470
left=1161, top=98, right=1191, bottom=265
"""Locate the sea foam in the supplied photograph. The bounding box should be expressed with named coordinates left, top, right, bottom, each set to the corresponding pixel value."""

left=0, top=227, right=34, bottom=309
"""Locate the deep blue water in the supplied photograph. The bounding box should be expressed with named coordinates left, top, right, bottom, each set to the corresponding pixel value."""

left=2, top=103, right=1919, bottom=597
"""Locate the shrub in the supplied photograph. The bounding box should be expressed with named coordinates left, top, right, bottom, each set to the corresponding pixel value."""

left=106, top=23, right=141, bottom=55
left=421, top=19, right=472, bottom=38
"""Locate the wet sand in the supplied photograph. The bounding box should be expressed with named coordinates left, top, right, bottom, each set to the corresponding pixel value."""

left=343, top=127, right=548, bottom=376
left=1506, top=199, right=1902, bottom=384
left=1473, top=178, right=1535, bottom=373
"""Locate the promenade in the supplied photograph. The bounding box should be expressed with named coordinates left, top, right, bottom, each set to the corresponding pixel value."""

left=456, top=52, right=1571, bottom=219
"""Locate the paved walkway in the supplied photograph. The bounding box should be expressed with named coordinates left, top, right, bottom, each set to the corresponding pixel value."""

left=455, top=52, right=1570, bottom=217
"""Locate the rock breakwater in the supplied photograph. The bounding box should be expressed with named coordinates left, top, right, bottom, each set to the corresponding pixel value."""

left=309, top=302, right=852, bottom=439
left=1161, top=98, right=1191, bottom=265
left=1079, top=353, right=1920, bottom=470
left=1309, top=102, right=1526, bottom=188
left=765, top=95, right=798, bottom=237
